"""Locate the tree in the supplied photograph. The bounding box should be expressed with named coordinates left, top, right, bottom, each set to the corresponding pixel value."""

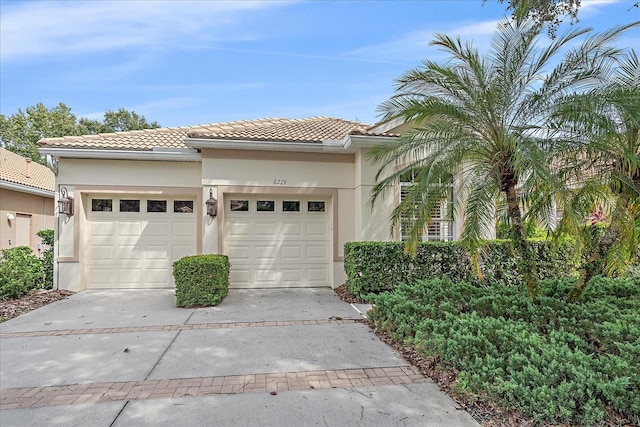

left=0, top=104, right=160, bottom=164
left=0, top=103, right=79, bottom=164
left=492, top=0, right=639, bottom=37
left=550, top=50, right=640, bottom=299
left=369, top=18, right=636, bottom=298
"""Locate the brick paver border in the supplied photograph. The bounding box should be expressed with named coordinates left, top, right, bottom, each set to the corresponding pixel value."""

left=0, top=366, right=430, bottom=410
left=0, top=318, right=365, bottom=339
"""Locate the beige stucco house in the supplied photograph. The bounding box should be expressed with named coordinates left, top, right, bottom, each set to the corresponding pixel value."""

left=0, top=148, right=55, bottom=254
left=38, top=116, right=462, bottom=292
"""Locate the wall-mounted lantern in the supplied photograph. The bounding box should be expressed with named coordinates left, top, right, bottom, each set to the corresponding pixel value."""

left=58, top=187, right=74, bottom=216
left=206, top=189, right=218, bottom=217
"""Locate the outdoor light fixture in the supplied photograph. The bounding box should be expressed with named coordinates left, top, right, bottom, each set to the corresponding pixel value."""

left=58, top=187, right=74, bottom=216
left=206, top=188, right=218, bottom=217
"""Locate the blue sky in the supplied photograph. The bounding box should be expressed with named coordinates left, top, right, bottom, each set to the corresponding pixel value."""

left=1, top=0, right=638, bottom=127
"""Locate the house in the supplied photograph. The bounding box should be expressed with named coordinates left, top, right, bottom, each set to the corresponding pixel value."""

left=0, top=148, right=55, bottom=254
left=38, top=116, right=464, bottom=292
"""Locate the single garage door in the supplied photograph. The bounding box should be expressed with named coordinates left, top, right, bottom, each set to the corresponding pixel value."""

left=224, top=194, right=331, bottom=288
left=85, top=196, right=197, bottom=289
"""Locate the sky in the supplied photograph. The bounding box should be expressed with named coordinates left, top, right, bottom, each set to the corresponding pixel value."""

left=1, top=0, right=638, bottom=128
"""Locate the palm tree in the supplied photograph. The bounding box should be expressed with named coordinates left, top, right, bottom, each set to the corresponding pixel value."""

left=550, top=50, right=640, bottom=300
left=369, top=18, right=637, bottom=298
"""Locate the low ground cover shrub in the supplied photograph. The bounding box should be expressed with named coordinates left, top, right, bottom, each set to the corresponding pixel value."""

left=0, top=246, right=45, bottom=299
left=369, top=277, right=640, bottom=425
left=344, top=240, right=576, bottom=299
left=173, top=254, right=230, bottom=308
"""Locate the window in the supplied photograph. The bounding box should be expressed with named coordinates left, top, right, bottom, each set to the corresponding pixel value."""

left=120, top=199, right=140, bottom=212
left=92, top=199, right=112, bottom=212
left=230, top=200, right=249, bottom=212
left=283, top=201, right=300, bottom=212
left=400, top=173, right=454, bottom=242
left=174, top=200, right=194, bottom=213
left=308, top=201, right=325, bottom=212
left=147, top=200, right=167, bottom=213
left=256, top=200, right=275, bottom=212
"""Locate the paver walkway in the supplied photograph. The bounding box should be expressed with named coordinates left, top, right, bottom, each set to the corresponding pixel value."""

left=1, top=319, right=427, bottom=410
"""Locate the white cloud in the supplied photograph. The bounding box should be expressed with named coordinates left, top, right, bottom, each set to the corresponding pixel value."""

left=0, top=1, right=293, bottom=62
left=345, top=19, right=500, bottom=63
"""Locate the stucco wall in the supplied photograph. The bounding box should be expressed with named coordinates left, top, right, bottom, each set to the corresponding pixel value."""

left=0, top=188, right=54, bottom=253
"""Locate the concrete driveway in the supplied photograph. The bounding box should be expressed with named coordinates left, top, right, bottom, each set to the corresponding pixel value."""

left=0, top=288, right=478, bottom=426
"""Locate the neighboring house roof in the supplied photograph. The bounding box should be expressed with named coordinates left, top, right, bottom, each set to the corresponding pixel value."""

left=38, top=117, right=391, bottom=152
left=0, top=148, right=55, bottom=195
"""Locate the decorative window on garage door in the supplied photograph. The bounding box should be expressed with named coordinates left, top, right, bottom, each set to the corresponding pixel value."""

left=174, top=201, right=194, bottom=213
left=92, top=199, right=113, bottom=212
left=120, top=199, right=140, bottom=212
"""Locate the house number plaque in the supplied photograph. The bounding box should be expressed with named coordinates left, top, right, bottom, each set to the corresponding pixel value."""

left=273, top=179, right=288, bottom=185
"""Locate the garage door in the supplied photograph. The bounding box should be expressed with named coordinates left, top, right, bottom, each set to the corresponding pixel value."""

left=224, top=195, right=331, bottom=288
left=85, top=196, right=197, bottom=289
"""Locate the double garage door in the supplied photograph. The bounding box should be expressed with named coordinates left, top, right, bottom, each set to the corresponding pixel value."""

left=224, top=194, right=331, bottom=288
left=85, top=195, right=197, bottom=289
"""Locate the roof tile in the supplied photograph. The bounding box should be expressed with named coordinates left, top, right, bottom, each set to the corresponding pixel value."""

left=38, top=117, right=388, bottom=151
left=0, top=148, right=55, bottom=193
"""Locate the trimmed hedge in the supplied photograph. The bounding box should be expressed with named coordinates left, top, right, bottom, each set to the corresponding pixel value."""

left=368, top=277, right=640, bottom=425
left=173, top=254, right=230, bottom=308
left=344, top=240, right=576, bottom=299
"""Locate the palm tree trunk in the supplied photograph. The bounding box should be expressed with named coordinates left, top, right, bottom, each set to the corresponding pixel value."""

left=505, top=184, right=540, bottom=298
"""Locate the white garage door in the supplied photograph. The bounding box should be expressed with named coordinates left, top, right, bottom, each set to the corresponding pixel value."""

left=224, top=195, right=331, bottom=288
left=85, top=196, right=197, bottom=289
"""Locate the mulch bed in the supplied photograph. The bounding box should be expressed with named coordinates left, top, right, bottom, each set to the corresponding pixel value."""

left=0, top=289, right=75, bottom=321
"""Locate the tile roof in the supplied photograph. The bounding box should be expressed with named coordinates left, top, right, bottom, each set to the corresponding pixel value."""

left=0, top=148, right=55, bottom=193
left=38, top=117, right=390, bottom=151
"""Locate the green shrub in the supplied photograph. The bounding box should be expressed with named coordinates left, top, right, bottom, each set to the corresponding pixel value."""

left=173, top=254, right=230, bottom=308
left=369, top=277, right=640, bottom=425
left=344, top=240, right=576, bottom=299
left=0, top=246, right=45, bottom=299
left=36, top=229, right=54, bottom=289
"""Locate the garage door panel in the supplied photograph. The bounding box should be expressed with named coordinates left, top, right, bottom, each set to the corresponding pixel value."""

left=255, top=244, right=278, bottom=259
left=255, top=222, right=277, bottom=236
left=227, top=244, right=251, bottom=259
left=306, top=245, right=328, bottom=260
left=118, top=222, right=143, bottom=236
left=145, top=245, right=170, bottom=260
left=224, top=195, right=331, bottom=288
left=227, top=220, right=252, bottom=237
left=255, top=269, right=277, bottom=285
left=172, top=245, right=195, bottom=260
left=89, top=222, right=115, bottom=236
left=306, top=222, right=329, bottom=237
left=307, top=268, right=329, bottom=282
left=85, top=195, right=196, bottom=289
left=281, top=222, right=302, bottom=236
left=230, top=269, right=251, bottom=285
left=116, top=245, right=142, bottom=260
left=117, top=268, right=142, bottom=284
left=172, top=222, right=196, bottom=238
left=88, top=245, right=114, bottom=260
left=145, top=221, right=169, bottom=237
left=281, top=245, right=302, bottom=260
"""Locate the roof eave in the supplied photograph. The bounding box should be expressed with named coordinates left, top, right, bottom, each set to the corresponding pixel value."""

left=185, top=138, right=351, bottom=154
left=343, top=134, right=399, bottom=153
left=39, top=148, right=202, bottom=162
left=0, top=180, right=55, bottom=198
